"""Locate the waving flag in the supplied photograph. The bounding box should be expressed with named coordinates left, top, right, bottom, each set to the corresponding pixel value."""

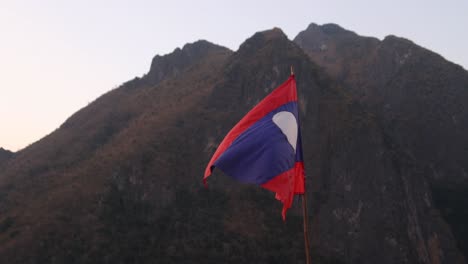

left=204, top=74, right=305, bottom=220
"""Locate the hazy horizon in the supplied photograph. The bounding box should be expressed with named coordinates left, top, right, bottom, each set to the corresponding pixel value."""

left=1, top=0, right=467, bottom=151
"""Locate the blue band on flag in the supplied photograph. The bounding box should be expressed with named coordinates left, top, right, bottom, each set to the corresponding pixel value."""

left=214, top=102, right=301, bottom=185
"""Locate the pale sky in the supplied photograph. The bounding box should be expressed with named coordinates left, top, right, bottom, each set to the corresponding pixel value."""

left=1, top=0, right=467, bottom=151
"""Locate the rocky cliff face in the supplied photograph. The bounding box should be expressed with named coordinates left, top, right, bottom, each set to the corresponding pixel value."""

left=295, top=23, right=468, bottom=262
left=0, top=24, right=466, bottom=264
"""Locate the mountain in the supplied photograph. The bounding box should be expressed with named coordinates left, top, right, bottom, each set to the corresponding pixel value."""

left=295, top=23, right=468, bottom=260
left=0, top=24, right=466, bottom=264
left=0, top=147, right=13, bottom=167
left=0, top=39, right=233, bottom=263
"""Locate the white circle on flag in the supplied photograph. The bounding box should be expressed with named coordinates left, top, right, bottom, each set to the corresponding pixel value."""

left=272, top=111, right=298, bottom=152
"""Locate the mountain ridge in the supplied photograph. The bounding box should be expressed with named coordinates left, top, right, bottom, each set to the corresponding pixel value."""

left=0, top=24, right=466, bottom=263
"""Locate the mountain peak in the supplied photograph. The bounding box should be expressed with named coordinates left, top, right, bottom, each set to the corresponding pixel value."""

left=294, top=22, right=381, bottom=78
left=293, top=22, right=369, bottom=58
left=0, top=147, right=13, bottom=165
left=0, top=147, right=12, bottom=154
left=181, top=39, right=229, bottom=57
left=235, top=27, right=289, bottom=57
left=300, top=22, right=357, bottom=38
left=261, top=27, right=287, bottom=39
left=145, top=40, right=231, bottom=85
left=246, top=27, right=288, bottom=44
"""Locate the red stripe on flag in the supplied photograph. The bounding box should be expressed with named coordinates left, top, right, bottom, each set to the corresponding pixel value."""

left=261, top=161, right=305, bottom=220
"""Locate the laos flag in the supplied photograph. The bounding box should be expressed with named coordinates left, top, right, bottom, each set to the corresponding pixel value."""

left=204, top=74, right=305, bottom=220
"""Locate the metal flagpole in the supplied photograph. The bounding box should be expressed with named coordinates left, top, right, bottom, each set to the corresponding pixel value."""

left=291, top=65, right=311, bottom=264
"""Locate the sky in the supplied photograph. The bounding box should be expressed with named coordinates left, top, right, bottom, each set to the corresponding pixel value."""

left=1, top=0, right=467, bottom=151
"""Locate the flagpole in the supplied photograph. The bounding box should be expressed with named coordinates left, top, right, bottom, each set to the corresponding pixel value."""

left=302, top=192, right=311, bottom=264
left=291, top=65, right=311, bottom=264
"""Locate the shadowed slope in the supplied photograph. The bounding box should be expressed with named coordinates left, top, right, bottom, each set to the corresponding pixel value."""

left=295, top=22, right=468, bottom=261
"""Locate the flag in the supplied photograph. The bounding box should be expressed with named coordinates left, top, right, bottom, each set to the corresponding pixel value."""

left=204, top=74, right=305, bottom=220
